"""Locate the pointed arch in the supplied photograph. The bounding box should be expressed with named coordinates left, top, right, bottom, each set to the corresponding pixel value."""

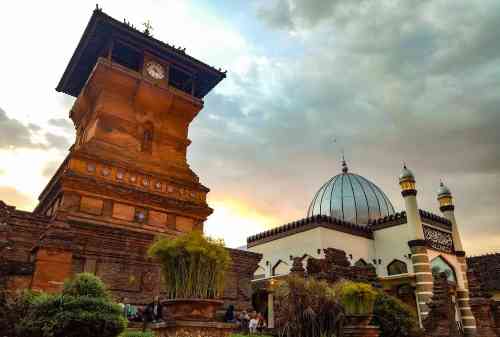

left=387, top=259, right=408, bottom=276
left=431, top=255, right=457, bottom=282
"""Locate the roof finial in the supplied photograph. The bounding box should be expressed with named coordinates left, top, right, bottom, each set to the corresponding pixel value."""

left=341, top=149, right=348, bottom=173
left=143, top=20, right=153, bottom=36
left=403, top=160, right=407, bottom=169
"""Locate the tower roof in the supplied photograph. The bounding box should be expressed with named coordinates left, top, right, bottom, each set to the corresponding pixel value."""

left=437, top=181, right=452, bottom=198
left=307, top=160, right=396, bottom=225
left=56, top=7, right=226, bottom=98
left=399, top=165, right=415, bottom=182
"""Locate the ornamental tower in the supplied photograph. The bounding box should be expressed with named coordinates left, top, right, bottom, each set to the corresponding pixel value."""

left=437, top=182, right=476, bottom=337
left=34, top=8, right=225, bottom=235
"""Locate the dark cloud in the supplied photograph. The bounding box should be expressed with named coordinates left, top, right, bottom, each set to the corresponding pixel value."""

left=48, top=118, right=73, bottom=131
left=189, top=0, right=500, bottom=253
left=45, top=133, right=71, bottom=151
left=0, top=107, right=40, bottom=149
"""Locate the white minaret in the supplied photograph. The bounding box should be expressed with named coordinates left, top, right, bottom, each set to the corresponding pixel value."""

left=437, top=181, right=476, bottom=336
left=399, top=165, right=424, bottom=240
left=437, top=181, right=464, bottom=252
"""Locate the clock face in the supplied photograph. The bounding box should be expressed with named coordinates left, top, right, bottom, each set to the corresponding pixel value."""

left=145, top=61, right=165, bottom=80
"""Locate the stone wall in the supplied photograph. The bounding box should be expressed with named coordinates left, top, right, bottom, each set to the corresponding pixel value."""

left=0, top=201, right=261, bottom=311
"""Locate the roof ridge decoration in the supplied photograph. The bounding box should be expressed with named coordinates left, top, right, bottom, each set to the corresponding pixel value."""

left=247, top=214, right=373, bottom=245
left=419, top=209, right=452, bottom=226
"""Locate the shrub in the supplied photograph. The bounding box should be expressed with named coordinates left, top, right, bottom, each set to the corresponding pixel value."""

left=372, top=290, right=422, bottom=337
left=274, top=276, right=343, bottom=337
left=0, top=290, right=40, bottom=337
left=16, top=273, right=127, bottom=337
left=336, top=281, right=377, bottom=316
left=148, top=231, right=231, bottom=299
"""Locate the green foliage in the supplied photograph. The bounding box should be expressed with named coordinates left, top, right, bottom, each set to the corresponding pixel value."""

left=0, top=290, right=41, bottom=337
left=15, top=273, right=127, bottom=337
left=372, top=290, right=422, bottom=337
left=120, top=331, right=155, bottom=337
left=148, top=231, right=231, bottom=299
left=274, top=276, right=343, bottom=337
left=231, top=335, right=273, bottom=337
left=62, top=272, right=110, bottom=299
left=336, top=281, right=377, bottom=316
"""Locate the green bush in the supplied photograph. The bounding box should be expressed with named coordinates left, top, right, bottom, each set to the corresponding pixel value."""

left=372, top=290, right=422, bottom=337
left=336, top=281, right=377, bottom=316
left=16, top=273, right=127, bottom=337
left=148, top=231, right=231, bottom=299
left=274, top=276, right=343, bottom=337
left=0, top=290, right=40, bottom=337
left=120, top=331, right=155, bottom=337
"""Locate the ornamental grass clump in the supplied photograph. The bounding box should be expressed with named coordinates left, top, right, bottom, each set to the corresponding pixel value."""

left=336, top=281, right=377, bottom=316
left=148, top=231, right=231, bottom=299
left=274, top=276, right=344, bottom=337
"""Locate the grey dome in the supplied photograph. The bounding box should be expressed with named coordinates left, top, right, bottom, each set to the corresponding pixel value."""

left=307, top=161, right=396, bottom=225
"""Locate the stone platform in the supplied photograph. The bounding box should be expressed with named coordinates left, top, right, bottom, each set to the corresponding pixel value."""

left=151, top=320, right=237, bottom=337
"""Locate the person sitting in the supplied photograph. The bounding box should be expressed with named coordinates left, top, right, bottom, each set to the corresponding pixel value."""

left=249, top=312, right=259, bottom=334
left=144, top=296, right=163, bottom=323
left=224, top=304, right=237, bottom=323
left=239, top=310, right=250, bottom=333
left=257, top=313, right=267, bottom=333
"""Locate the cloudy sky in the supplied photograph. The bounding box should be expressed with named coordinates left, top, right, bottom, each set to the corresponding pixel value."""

left=0, top=0, right=498, bottom=254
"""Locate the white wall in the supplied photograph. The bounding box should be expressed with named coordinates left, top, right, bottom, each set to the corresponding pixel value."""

left=248, top=227, right=323, bottom=278
left=248, top=226, right=375, bottom=278
left=318, top=227, right=374, bottom=265
left=373, top=223, right=413, bottom=276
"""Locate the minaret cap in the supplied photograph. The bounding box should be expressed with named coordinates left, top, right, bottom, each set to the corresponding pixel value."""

left=437, top=181, right=452, bottom=198
left=399, top=164, right=415, bottom=183
left=399, top=164, right=416, bottom=195
left=437, top=181, right=454, bottom=210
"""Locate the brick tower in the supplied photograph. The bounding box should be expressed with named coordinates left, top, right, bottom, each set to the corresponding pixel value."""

left=30, top=7, right=226, bottom=293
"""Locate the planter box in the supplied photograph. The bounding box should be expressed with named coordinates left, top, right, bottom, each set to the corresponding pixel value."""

left=151, top=320, right=237, bottom=337
left=163, top=299, right=224, bottom=321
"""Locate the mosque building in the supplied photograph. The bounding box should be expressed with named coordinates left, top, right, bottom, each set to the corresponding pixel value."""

left=247, top=159, right=476, bottom=333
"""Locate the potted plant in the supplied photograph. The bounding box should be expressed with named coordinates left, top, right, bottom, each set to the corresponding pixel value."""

left=336, top=281, right=377, bottom=326
left=148, top=231, right=231, bottom=321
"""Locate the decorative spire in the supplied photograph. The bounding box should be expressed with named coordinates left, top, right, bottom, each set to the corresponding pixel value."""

left=142, top=20, right=153, bottom=36
left=341, top=151, right=348, bottom=173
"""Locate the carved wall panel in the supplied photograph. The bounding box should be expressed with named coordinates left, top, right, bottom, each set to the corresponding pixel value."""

left=423, top=225, right=454, bottom=253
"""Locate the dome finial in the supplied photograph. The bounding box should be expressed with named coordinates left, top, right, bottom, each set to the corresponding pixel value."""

left=341, top=150, right=348, bottom=173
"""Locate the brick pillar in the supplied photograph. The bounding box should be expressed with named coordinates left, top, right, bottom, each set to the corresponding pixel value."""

left=408, top=240, right=433, bottom=323
left=456, top=251, right=477, bottom=337
left=31, top=222, right=74, bottom=293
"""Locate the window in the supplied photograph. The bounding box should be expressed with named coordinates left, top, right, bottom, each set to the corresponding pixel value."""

left=141, top=122, right=154, bottom=153
left=387, top=259, right=408, bottom=276
left=431, top=256, right=457, bottom=283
